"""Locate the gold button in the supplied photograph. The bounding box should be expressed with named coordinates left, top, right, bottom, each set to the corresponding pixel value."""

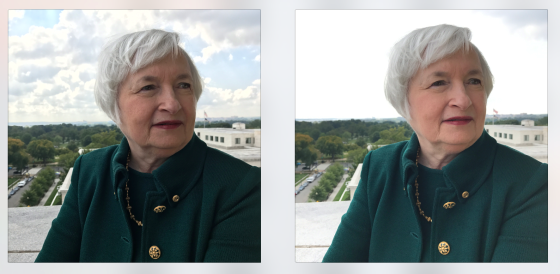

left=462, top=191, right=469, bottom=199
left=154, top=205, right=166, bottom=213
left=149, top=246, right=161, bottom=259
left=443, top=202, right=456, bottom=209
left=172, top=195, right=180, bottom=202
left=438, top=241, right=450, bottom=255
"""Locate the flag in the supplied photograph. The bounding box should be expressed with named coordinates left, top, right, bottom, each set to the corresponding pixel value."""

left=204, top=111, right=208, bottom=121
left=493, top=109, right=498, bottom=114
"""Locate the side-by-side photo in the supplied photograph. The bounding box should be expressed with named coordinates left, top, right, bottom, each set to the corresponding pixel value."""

left=295, top=10, right=547, bottom=262
left=8, top=10, right=261, bottom=262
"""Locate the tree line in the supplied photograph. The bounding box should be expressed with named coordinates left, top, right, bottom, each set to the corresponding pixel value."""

left=308, top=163, right=345, bottom=202
left=8, top=124, right=125, bottom=171
left=295, top=120, right=412, bottom=167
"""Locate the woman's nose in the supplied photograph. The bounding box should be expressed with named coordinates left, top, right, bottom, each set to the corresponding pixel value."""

left=448, top=83, right=472, bottom=110
left=158, top=86, right=182, bottom=113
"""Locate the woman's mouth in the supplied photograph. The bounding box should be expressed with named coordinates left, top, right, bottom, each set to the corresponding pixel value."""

left=153, top=120, right=183, bottom=129
left=443, top=116, right=473, bottom=125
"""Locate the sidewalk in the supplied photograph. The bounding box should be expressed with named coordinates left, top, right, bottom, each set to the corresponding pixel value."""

left=38, top=178, right=60, bottom=206
left=326, top=174, right=348, bottom=202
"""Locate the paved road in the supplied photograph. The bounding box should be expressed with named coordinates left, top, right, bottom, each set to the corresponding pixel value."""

left=7, top=166, right=65, bottom=208
left=295, top=175, right=321, bottom=203
left=8, top=178, right=35, bottom=208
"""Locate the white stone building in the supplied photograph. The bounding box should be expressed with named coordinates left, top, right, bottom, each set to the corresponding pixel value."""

left=484, top=124, right=548, bottom=146
left=194, top=123, right=261, bottom=149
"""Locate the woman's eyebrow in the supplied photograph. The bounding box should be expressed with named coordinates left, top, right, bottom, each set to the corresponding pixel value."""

left=138, top=75, right=158, bottom=83
left=176, top=73, right=192, bottom=80
left=466, top=69, right=483, bottom=76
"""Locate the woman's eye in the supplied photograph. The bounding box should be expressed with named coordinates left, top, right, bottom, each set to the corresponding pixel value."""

left=140, top=85, right=156, bottom=91
left=178, top=82, right=191, bottom=89
left=467, top=78, right=482, bottom=85
left=430, top=80, right=446, bottom=87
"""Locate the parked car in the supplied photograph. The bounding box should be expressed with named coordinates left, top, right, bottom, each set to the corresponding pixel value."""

left=298, top=185, right=304, bottom=191
left=13, top=171, right=22, bottom=174
left=8, top=166, right=12, bottom=170
left=302, top=182, right=309, bottom=188
left=306, top=175, right=315, bottom=183
left=295, top=189, right=300, bottom=195
left=316, top=172, right=323, bottom=178
left=17, top=180, right=27, bottom=187
left=302, top=166, right=310, bottom=170
left=9, top=187, right=20, bottom=197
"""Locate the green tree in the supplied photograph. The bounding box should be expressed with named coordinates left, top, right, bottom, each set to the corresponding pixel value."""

left=21, top=133, right=32, bottom=145
left=67, top=141, right=79, bottom=152
left=20, top=189, right=41, bottom=206
left=86, top=130, right=121, bottom=148
left=315, top=136, right=344, bottom=161
left=246, top=119, right=261, bottom=129
left=309, top=185, right=328, bottom=202
left=341, top=131, right=352, bottom=143
left=55, top=147, right=72, bottom=156
left=356, top=137, right=367, bottom=148
left=59, top=152, right=80, bottom=169
left=38, top=167, right=56, bottom=183
left=53, top=135, right=63, bottom=147
left=374, top=126, right=409, bottom=145
left=535, top=116, right=548, bottom=126
left=27, top=139, right=56, bottom=165
left=295, top=133, right=318, bottom=167
left=347, top=148, right=368, bottom=169
left=81, top=135, right=92, bottom=147
left=8, top=138, right=29, bottom=170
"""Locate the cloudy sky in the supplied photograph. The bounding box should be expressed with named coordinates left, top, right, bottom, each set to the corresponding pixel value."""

left=8, top=10, right=260, bottom=123
left=296, top=10, right=547, bottom=119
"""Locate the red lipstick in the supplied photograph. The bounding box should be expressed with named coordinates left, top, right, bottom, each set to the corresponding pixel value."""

left=153, top=120, right=183, bottom=129
left=442, top=116, right=473, bottom=126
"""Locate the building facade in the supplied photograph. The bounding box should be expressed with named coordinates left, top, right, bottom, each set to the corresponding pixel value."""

left=484, top=124, right=548, bottom=146
left=194, top=124, right=261, bottom=149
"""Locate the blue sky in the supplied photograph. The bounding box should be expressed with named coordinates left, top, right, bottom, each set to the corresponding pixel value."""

left=8, top=10, right=261, bottom=123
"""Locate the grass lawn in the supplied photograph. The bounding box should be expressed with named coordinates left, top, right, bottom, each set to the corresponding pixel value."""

left=44, top=180, right=64, bottom=206
left=333, top=177, right=351, bottom=201
left=295, top=173, right=308, bottom=186
left=341, top=189, right=351, bottom=201
left=8, top=178, right=19, bottom=187
left=52, top=194, right=62, bottom=205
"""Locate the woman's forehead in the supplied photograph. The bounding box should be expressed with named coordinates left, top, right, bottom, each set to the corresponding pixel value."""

left=420, top=50, right=482, bottom=76
left=131, top=54, right=192, bottom=80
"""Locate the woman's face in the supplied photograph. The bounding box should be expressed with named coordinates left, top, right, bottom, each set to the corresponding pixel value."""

left=117, top=53, right=197, bottom=155
left=407, top=49, right=487, bottom=154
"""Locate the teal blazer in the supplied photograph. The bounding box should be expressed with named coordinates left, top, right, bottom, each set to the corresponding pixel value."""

left=36, top=134, right=261, bottom=262
left=323, top=131, right=547, bottom=262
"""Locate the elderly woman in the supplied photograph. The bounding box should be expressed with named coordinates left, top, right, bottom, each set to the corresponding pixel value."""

left=35, top=29, right=261, bottom=262
left=323, top=24, right=547, bottom=262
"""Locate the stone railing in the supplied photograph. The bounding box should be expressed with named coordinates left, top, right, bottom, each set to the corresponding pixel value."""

left=9, top=196, right=349, bottom=263
left=295, top=201, right=350, bottom=262
left=8, top=206, right=61, bottom=262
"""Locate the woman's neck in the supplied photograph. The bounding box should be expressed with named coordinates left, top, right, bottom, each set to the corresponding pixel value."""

left=127, top=143, right=171, bottom=174
left=417, top=139, right=460, bottom=170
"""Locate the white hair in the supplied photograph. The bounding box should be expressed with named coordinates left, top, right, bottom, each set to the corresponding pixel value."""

left=94, top=29, right=203, bottom=125
left=385, top=24, right=494, bottom=120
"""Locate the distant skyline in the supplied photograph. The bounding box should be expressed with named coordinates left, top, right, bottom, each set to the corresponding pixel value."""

left=8, top=10, right=261, bottom=123
left=296, top=10, right=547, bottom=119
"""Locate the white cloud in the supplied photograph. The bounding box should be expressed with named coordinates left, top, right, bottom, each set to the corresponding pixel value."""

left=9, top=10, right=260, bottom=122
left=252, top=79, right=260, bottom=85
left=254, top=54, right=260, bottom=62
left=9, top=10, right=25, bottom=21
